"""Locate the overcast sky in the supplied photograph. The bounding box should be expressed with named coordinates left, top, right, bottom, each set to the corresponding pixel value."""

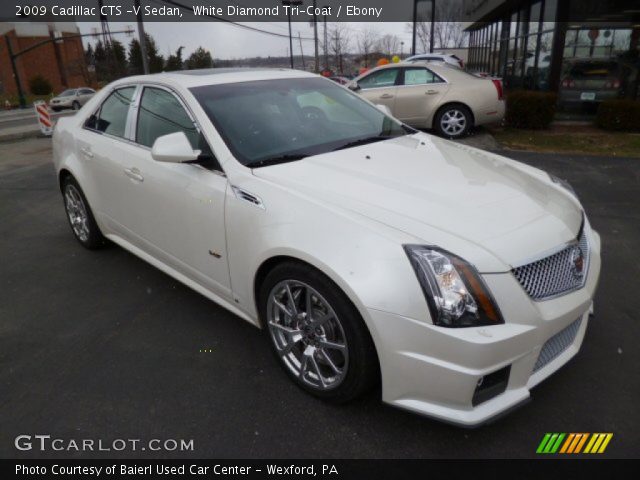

left=78, top=21, right=414, bottom=59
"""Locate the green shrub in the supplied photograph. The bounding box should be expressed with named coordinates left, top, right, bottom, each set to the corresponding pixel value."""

left=505, top=90, right=557, bottom=129
left=28, top=75, right=53, bottom=95
left=597, top=99, right=640, bottom=132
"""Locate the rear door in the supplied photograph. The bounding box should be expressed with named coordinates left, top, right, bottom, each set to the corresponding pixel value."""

left=356, top=67, right=401, bottom=113
left=74, top=85, right=138, bottom=233
left=394, top=67, right=450, bottom=126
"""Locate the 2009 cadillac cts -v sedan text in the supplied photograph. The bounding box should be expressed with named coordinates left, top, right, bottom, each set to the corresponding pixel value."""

left=52, top=68, right=601, bottom=426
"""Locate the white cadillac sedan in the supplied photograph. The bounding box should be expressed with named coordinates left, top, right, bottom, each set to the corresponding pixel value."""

left=52, top=68, right=600, bottom=426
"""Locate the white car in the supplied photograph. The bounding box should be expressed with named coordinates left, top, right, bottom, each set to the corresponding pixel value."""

left=49, top=88, right=96, bottom=111
left=404, top=53, right=464, bottom=69
left=350, top=62, right=504, bottom=139
left=52, top=69, right=601, bottom=426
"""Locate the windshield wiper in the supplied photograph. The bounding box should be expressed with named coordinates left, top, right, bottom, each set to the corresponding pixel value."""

left=246, top=154, right=308, bottom=169
left=332, top=134, right=400, bottom=152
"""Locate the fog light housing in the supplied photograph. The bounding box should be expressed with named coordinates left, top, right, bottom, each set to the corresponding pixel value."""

left=472, top=365, right=510, bottom=406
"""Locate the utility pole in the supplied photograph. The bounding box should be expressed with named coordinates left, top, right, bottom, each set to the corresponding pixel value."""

left=430, top=0, right=436, bottom=53
left=323, top=13, right=328, bottom=70
left=411, top=0, right=417, bottom=55
left=312, top=0, right=319, bottom=72
left=134, top=0, right=150, bottom=74
left=4, top=35, right=26, bottom=108
left=298, top=32, right=306, bottom=69
left=282, top=0, right=303, bottom=69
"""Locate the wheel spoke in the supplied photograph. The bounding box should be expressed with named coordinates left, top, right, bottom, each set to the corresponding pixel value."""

left=273, top=299, right=293, bottom=317
left=305, top=287, right=313, bottom=320
left=318, top=339, right=346, bottom=352
left=268, top=321, right=301, bottom=337
left=299, top=355, right=309, bottom=379
left=285, top=284, right=298, bottom=315
left=320, top=349, right=341, bottom=374
left=309, top=354, right=326, bottom=388
left=313, top=312, right=333, bottom=327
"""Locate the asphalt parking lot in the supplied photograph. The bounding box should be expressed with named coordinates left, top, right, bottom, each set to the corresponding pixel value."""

left=1, top=137, right=638, bottom=459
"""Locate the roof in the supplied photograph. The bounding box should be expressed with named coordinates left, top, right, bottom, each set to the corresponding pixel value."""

left=112, top=68, right=318, bottom=89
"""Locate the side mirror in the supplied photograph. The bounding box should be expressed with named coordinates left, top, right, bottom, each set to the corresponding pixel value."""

left=375, top=104, right=392, bottom=116
left=151, top=131, right=200, bottom=163
left=347, top=81, right=361, bottom=91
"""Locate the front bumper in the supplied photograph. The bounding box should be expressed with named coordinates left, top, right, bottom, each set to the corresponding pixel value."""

left=367, top=229, right=601, bottom=427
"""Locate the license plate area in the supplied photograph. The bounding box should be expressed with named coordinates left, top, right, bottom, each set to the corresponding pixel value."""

left=580, top=92, right=596, bottom=101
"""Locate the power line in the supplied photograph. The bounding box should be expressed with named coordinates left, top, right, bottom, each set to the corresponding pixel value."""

left=158, top=0, right=314, bottom=40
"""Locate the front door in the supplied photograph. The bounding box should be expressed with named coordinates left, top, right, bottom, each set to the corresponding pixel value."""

left=114, top=86, right=232, bottom=297
left=357, top=67, right=401, bottom=113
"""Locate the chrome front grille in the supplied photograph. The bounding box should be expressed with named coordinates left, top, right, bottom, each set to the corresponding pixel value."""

left=512, top=228, right=590, bottom=301
left=533, top=318, right=582, bottom=372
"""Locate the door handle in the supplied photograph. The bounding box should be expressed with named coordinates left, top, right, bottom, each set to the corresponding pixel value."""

left=426, top=90, right=439, bottom=95
left=124, top=167, right=144, bottom=183
left=80, top=147, right=93, bottom=158
left=379, top=93, right=394, bottom=99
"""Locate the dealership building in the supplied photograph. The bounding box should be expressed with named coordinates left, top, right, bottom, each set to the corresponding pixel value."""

left=464, top=0, right=640, bottom=105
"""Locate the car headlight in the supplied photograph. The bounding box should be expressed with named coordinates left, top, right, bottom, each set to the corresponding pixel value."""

left=549, top=173, right=578, bottom=198
left=403, top=245, right=504, bottom=327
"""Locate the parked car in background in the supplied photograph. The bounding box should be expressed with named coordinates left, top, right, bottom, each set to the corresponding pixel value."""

left=403, top=53, right=464, bottom=69
left=49, top=88, right=96, bottom=111
left=349, top=62, right=504, bottom=138
left=52, top=68, right=600, bottom=426
left=558, top=58, right=637, bottom=108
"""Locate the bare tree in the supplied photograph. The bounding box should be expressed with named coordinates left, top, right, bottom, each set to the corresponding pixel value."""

left=328, top=23, right=351, bottom=74
left=357, top=26, right=380, bottom=68
left=407, top=1, right=468, bottom=53
left=377, top=34, right=401, bottom=58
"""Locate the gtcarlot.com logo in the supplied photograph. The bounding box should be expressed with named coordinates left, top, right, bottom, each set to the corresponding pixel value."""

left=536, top=433, right=613, bottom=454
left=15, top=435, right=194, bottom=452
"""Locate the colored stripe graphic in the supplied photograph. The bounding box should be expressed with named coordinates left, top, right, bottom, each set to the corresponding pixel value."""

left=537, top=433, right=613, bottom=454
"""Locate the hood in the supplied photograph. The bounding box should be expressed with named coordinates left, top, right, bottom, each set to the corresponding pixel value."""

left=253, top=134, right=583, bottom=271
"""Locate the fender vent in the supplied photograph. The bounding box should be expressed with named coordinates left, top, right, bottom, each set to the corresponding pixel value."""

left=231, top=186, right=264, bottom=209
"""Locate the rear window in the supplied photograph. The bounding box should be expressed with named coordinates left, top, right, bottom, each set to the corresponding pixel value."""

left=567, top=61, right=619, bottom=78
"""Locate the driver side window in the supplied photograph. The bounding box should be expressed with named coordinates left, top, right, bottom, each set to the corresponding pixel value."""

left=358, top=68, right=400, bottom=89
left=136, top=87, right=200, bottom=149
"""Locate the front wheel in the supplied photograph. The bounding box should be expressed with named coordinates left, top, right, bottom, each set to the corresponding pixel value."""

left=71, top=101, right=80, bottom=110
left=434, top=104, right=472, bottom=139
left=259, top=262, right=378, bottom=403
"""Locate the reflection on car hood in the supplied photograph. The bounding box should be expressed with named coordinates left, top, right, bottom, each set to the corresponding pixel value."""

left=253, top=133, right=583, bottom=270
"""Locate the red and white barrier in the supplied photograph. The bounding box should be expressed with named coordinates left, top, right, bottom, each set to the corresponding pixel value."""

left=34, top=100, right=53, bottom=136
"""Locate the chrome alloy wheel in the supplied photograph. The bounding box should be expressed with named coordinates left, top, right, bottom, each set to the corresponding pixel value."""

left=440, top=109, right=467, bottom=136
left=64, top=184, right=90, bottom=242
left=267, top=280, right=348, bottom=390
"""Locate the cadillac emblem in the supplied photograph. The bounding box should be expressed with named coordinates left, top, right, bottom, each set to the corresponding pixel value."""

left=569, top=245, right=585, bottom=279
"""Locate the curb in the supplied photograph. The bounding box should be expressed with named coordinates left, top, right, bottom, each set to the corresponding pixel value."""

left=0, top=128, right=46, bottom=143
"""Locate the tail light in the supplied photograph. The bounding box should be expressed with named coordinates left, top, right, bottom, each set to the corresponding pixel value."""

left=459, top=59, right=464, bottom=69
left=561, top=78, right=576, bottom=88
left=491, top=78, right=503, bottom=100
left=604, top=79, right=621, bottom=89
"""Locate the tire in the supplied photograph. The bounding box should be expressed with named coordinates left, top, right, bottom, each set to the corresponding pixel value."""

left=259, top=261, right=379, bottom=403
left=434, top=103, right=473, bottom=139
left=61, top=176, right=105, bottom=249
left=72, top=101, right=80, bottom=110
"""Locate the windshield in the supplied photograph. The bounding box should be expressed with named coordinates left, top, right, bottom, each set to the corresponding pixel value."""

left=190, top=77, right=408, bottom=167
left=59, top=89, right=77, bottom=97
